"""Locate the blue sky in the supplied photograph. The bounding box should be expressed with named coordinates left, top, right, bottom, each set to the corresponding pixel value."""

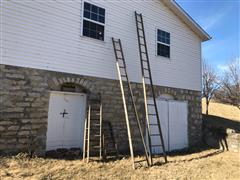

left=176, top=0, right=239, bottom=72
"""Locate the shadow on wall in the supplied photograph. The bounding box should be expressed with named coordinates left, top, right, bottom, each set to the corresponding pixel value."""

left=202, top=114, right=240, bottom=152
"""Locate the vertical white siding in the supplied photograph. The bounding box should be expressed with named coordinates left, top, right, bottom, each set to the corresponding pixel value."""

left=1, top=0, right=202, bottom=91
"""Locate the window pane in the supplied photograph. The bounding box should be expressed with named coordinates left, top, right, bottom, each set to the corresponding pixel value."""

left=83, top=20, right=90, bottom=28
left=157, top=43, right=170, bottom=58
left=157, top=29, right=170, bottom=45
left=83, top=28, right=90, bottom=36
left=84, top=2, right=91, bottom=11
left=83, top=2, right=105, bottom=24
left=98, top=15, right=105, bottom=23
left=99, top=8, right=105, bottom=16
left=84, top=11, right=90, bottom=19
left=83, top=20, right=104, bottom=41
left=91, top=5, right=98, bottom=13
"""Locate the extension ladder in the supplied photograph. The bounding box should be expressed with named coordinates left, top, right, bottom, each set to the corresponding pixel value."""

left=112, top=38, right=150, bottom=169
left=135, top=11, right=167, bottom=165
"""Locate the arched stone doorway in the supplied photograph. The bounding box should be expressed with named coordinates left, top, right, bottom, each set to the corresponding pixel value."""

left=45, top=78, right=94, bottom=156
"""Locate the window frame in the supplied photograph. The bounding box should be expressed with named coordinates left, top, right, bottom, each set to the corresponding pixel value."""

left=81, top=1, right=106, bottom=42
left=156, top=28, right=171, bottom=59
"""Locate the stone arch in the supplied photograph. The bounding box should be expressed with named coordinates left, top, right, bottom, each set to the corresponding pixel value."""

left=48, top=76, right=95, bottom=93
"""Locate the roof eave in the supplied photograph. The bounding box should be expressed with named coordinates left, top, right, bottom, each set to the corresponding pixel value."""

left=162, top=0, right=211, bottom=42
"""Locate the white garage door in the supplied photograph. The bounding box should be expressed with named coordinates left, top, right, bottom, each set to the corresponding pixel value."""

left=147, top=99, right=188, bottom=154
left=46, top=91, right=87, bottom=151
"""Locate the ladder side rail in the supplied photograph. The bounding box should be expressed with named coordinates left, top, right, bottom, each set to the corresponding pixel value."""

left=135, top=11, right=153, bottom=165
left=112, top=38, right=135, bottom=169
left=139, top=13, right=167, bottom=162
left=83, top=116, right=88, bottom=160
left=108, top=121, right=119, bottom=157
left=87, top=105, right=91, bottom=163
left=119, top=39, right=150, bottom=166
left=99, top=101, right=103, bottom=159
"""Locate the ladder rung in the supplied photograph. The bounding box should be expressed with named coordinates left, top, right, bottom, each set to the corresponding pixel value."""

left=141, top=52, right=147, bottom=54
left=144, top=77, right=150, bottom=79
left=94, top=113, right=101, bottom=115
left=147, top=104, right=154, bottom=106
left=140, top=43, right=145, bottom=46
left=143, top=68, right=149, bottom=71
left=142, top=59, right=148, bottom=62
left=113, top=40, right=119, bottom=43
left=119, top=66, right=125, bottom=69
left=91, top=109, right=100, bottom=111
left=149, top=123, right=158, bottom=126
left=93, top=146, right=100, bottom=149
left=117, top=58, right=124, bottom=60
left=151, top=145, right=163, bottom=147
left=148, top=113, right=156, bottom=116
left=115, top=49, right=122, bottom=52
left=93, top=123, right=100, bottom=126
left=150, top=134, right=160, bottom=136
left=134, top=159, right=147, bottom=164
left=121, top=75, right=127, bottom=77
left=94, top=134, right=101, bottom=137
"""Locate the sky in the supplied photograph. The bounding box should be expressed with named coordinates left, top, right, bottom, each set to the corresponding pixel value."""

left=176, top=0, right=239, bottom=72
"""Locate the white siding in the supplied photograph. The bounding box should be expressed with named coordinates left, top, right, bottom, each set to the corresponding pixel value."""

left=1, top=0, right=202, bottom=91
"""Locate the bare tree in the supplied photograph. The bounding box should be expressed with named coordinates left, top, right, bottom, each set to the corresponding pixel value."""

left=202, top=60, right=220, bottom=115
left=220, top=59, right=240, bottom=109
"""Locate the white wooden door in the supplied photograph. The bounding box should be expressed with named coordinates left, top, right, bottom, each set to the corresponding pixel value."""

left=146, top=99, right=188, bottom=154
left=168, top=101, right=188, bottom=151
left=46, top=91, right=87, bottom=151
left=146, top=99, right=169, bottom=154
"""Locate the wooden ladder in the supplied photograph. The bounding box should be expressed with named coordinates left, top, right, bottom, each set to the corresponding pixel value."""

left=135, top=11, right=167, bottom=165
left=102, top=121, right=119, bottom=159
left=83, top=96, right=103, bottom=162
left=112, top=37, right=150, bottom=169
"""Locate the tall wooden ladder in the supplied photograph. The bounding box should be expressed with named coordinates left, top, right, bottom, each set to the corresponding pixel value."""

left=112, top=38, right=150, bottom=169
left=135, top=11, right=167, bottom=165
left=83, top=96, right=103, bottom=163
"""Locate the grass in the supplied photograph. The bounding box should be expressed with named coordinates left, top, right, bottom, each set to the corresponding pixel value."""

left=202, top=99, right=240, bottom=121
left=1, top=149, right=239, bottom=180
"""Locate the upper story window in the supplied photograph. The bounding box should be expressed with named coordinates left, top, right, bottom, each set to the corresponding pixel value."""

left=82, top=2, right=105, bottom=41
left=157, top=29, right=170, bottom=58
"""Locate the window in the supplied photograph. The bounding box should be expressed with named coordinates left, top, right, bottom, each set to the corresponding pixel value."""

left=82, top=2, right=105, bottom=41
left=157, top=29, right=170, bottom=58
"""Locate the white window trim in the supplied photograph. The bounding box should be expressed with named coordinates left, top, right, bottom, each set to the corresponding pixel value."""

left=156, top=28, right=171, bottom=59
left=80, top=0, right=106, bottom=42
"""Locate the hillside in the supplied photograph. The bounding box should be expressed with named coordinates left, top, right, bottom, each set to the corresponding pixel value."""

left=202, top=99, right=240, bottom=121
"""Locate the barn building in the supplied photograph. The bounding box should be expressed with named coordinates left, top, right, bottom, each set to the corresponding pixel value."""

left=0, top=0, right=210, bottom=156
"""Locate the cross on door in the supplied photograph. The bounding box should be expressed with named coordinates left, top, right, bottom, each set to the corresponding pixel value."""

left=60, top=109, right=68, bottom=117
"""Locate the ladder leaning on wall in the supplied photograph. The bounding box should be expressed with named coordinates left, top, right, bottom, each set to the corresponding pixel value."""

left=135, top=11, right=167, bottom=165
left=112, top=37, right=150, bottom=169
left=83, top=95, right=103, bottom=162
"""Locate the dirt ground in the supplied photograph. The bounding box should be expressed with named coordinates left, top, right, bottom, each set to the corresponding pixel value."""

left=0, top=149, right=239, bottom=180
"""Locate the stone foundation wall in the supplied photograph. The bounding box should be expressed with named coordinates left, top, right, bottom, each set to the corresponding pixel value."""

left=203, top=125, right=240, bottom=152
left=0, top=65, right=202, bottom=155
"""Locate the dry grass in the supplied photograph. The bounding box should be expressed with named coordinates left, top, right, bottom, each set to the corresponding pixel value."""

left=1, top=149, right=240, bottom=180
left=202, top=99, right=240, bottom=121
